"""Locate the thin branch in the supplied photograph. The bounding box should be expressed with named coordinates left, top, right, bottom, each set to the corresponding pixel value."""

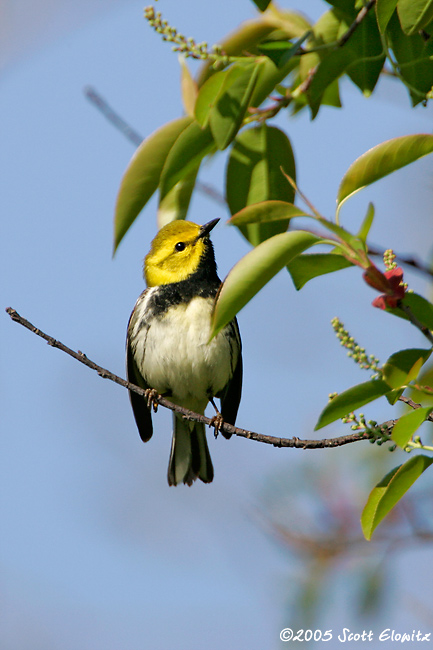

left=368, top=244, right=433, bottom=279
left=337, top=0, right=376, bottom=48
left=290, top=0, right=376, bottom=100
left=399, top=395, right=423, bottom=410
left=247, top=93, right=292, bottom=123
left=280, top=170, right=322, bottom=219
left=399, top=302, right=433, bottom=346
left=84, top=86, right=144, bottom=147
left=267, top=515, right=433, bottom=558
left=284, top=229, right=433, bottom=283
left=84, top=86, right=227, bottom=207
left=399, top=395, right=433, bottom=423
left=7, top=307, right=380, bottom=450
left=192, top=181, right=227, bottom=208
left=293, top=64, right=317, bottom=100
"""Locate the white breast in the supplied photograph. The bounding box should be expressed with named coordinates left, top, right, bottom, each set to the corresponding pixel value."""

left=134, top=295, right=235, bottom=413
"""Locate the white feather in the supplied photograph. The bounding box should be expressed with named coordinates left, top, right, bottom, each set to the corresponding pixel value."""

left=132, top=294, right=235, bottom=413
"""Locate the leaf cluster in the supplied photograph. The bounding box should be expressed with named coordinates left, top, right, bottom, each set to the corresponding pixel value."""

left=114, top=0, right=433, bottom=539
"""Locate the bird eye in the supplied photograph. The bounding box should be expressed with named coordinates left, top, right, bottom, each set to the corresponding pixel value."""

left=175, top=242, right=185, bottom=252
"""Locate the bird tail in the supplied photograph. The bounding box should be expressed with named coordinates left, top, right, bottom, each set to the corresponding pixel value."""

left=167, top=414, right=214, bottom=486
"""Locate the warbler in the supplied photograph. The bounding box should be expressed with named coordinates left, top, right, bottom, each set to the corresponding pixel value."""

left=126, top=218, right=242, bottom=486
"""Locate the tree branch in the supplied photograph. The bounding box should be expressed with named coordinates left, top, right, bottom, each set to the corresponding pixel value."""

left=84, top=86, right=143, bottom=147
left=399, top=395, right=433, bottom=424
left=398, top=301, right=433, bottom=346
left=291, top=0, right=377, bottom=100
left=6, top=307, right=382, bottom=450
left=337, top=0, right=376, bottom=48
left=84, top=86, right=227, bottom=207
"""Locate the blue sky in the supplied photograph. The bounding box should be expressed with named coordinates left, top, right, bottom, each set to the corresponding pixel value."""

left=2, top=1, right=433, bottom=648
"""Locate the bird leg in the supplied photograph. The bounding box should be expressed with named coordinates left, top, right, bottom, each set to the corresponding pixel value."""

left=145, top=388, right=160, bottom=413
left=209, top=398, right=224, bottom=438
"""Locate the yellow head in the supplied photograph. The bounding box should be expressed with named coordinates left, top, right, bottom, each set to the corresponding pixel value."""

left=144, top=219, right=219, bottom=287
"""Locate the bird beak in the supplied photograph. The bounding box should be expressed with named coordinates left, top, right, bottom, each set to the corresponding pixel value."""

left=197, top=218, right=220, bottom=240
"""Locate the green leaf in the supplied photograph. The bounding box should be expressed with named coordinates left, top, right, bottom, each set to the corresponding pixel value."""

left=386, top=387, right=405, bottom=405
left=114, top=116, right=193, bottom=252
left=387, top=293, right=433, bottom=330
left=258, top=32, right=311, bottom=67
left=196, top=9, right=311, bottom=87
left=300, top=8, right=349, bottom=116
left=159, top=122, right=215, bottom=201
left=265, top=6, right=312, bottom=37
left=316, top=216, right=364, bottom=248
left=157, top=167, right=198, bottom=229
left=408, top=362, right=433, bottom=407
left=300, top=8, right=342, bottom=77
left=195, top=72, right=227, bottom=127
left=343, top=9, right=385, bottom=96
left=357, top=202, right=375, bottom=242
left=397, top=0, right=433, bottom=35
left=404, top=293, right=433, bottom=331
left=196, top=19, right=276, bottom=88
left=337, top=134, right=433, bottom=207
left=308, top=46, right=354, bottom=118
left=179, top=57, right=198, bottom=116
left=257, top=40, right=295, bottom=66
left=251, top=0, right=272, bottom=11
left=209, top=61, right=261, bottom=150
left=211, top=231, right=320, bottom=337
left=315, top=379, right=391, bottom=430
left=392, top=407, right=433, bottom=449
left=324, top=0, right=357, bottom=10
left=228, top=200, right=311, bottom=227
left=226, top=125, right=296, bottom=245
left=361, top=455, right=433, bottom=540
left=376, top=0, right=398, bottom=33
left=387, top=11, right=433, bottom=105
left=287, top=252, right=354, bottom=289
left=250, top=56, right=299, bottom=109
left=382, top=348, right=432, bottom=388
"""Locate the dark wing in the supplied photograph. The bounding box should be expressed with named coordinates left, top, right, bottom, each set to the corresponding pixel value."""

left=219, top=318, right=242, bottom=440
left=126, top=298, right=153, bottom=443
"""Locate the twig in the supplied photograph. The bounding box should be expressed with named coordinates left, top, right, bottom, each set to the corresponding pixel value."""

left=399, top=396, right=422, bottom=410
left=294, top=64, right=317, bottom=98
left=337, top=0, right=377, bottom=48
left=84, top=86, right=227, bottom=207
left=399, top=302, right=433, bottom=346
left=84, top=86, right=144, bottom=147
left=286, top=228, right=433, bottom=282
left=280, top=170, right=322, bottom=219
left=7, top=307, right=378, bottom=450
left=399, top=395, right=433, bottom=423
left=192, top=181, right=227, bottom=207
left=293, top=0, right=376, bottom=100
left=268, top=516, right=433, bottom=557
left=247, top=94, right=292, bottom=123
left=368, top=244, right=433, bottom=279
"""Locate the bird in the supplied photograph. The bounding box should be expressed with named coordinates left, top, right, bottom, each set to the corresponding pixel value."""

left=126, top=218, right=242, bottom=486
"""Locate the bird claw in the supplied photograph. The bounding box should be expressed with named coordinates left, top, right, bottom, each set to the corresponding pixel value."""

left=210, top=413, right=224, bottom=439
left=145, top=388, right=160, bottom=412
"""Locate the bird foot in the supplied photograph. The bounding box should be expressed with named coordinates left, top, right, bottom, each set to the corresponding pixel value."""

left=209, top=414, right=224, bottom=438
left=145, top=388, right=160, bottom=412
left=209, top=398, right=225, bottom=438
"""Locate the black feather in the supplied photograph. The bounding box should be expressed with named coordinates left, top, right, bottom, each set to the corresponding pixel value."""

left=126, top=337, right=153, bottom=442
left=218, top=318, right=242, bottom=439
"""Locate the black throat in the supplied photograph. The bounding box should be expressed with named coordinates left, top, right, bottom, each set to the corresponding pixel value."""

left=148, top=239, right=221, bottom=317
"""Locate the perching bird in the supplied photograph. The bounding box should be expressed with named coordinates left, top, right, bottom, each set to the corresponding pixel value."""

left=126, top=218, right=242, bottom=486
